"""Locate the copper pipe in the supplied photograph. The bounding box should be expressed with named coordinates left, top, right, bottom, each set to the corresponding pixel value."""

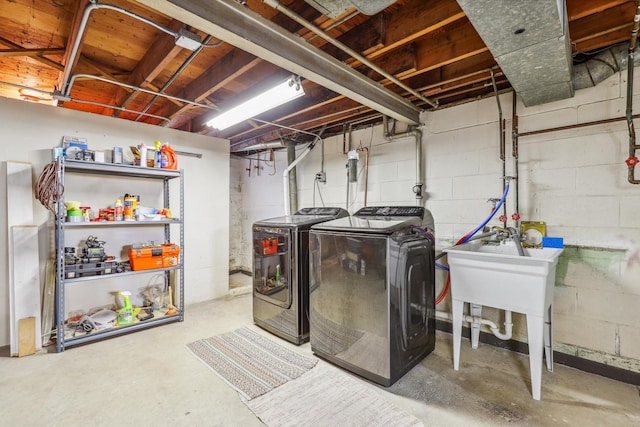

left=626, top=0, right=640, bottom=184
left=516, top=114, right=640, bottom=137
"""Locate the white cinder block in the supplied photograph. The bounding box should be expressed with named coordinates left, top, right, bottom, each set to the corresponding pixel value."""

left=379, top=180, right=418, bottom=203
left=477, top=92, right=513, bottom=125
left=428, top=102, right=479, bottom=133
left=540, top=195, right=618, bottom=227
left=519, top=107, right=577, bottom=134
left=553, top=284, right=577, bottom=315
left=620, top=197, right=640, bottom=228
left=619, top=325, right=640, bottom=360
left=424, top=177, right=453, bottom=200
left=367, top=161, right=398, bottom=183
left=429, top=151, right=481, bottom=178
left=563, top=254, right=622, bottom=293
left=397, top=159, right=418, bottom=181
left=577, top=288, right=640, bottom=327
left=523, top=134, right=622, bottom=170
left=554, top=313, right=617, bottom=354
left=455, top=123, right=500, bottom=151
left=428, top=199, right=494, bottom=225
left=577, top=98, right=625, bottom=123
left=371, top=138, right=415, bottom=163
left=575, top=165, right=626, bottom=196
left=452, top=174, right=503, bottom=200
left=526, top=167, right=576, bottom=196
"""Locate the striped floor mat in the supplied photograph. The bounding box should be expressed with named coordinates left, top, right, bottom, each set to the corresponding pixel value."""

left=186, top=327, right=317, bottom=400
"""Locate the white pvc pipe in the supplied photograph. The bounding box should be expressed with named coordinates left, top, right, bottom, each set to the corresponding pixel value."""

left=436, top=309, right=513, bottom=341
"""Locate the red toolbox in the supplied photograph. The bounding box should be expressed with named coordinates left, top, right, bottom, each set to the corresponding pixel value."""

left=262, top=237, right=278, bottom=255
left=128, top=243, right=180, bottom=271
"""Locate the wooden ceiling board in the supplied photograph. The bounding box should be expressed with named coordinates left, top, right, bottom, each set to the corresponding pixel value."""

left=0, top=0, right=635, bottom=151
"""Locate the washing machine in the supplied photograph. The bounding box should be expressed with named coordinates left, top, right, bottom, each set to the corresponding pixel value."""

left=309, top=206, right=436, bottom=386
left=252, top=207, right=349, bottom=344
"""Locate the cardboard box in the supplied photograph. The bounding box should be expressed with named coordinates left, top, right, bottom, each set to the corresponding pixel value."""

left=128, top=243, right=180, bottom=271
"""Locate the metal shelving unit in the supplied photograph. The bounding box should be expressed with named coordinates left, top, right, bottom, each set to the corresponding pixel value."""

left=54, top=158, right=184, bottom=352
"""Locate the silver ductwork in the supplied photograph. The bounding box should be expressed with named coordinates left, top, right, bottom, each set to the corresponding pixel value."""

left=574, top=43, right=640, bottom=91
left=304, top=0, right=397, bottom=18
left=457, top=0, right=573, bottom=107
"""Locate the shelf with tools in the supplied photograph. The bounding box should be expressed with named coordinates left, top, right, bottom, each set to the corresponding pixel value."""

left=54, top=157, right=184, bottom=352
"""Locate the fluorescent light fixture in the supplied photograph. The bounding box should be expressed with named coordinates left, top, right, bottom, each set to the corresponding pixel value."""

left=206, top=76, right=305, bottom=130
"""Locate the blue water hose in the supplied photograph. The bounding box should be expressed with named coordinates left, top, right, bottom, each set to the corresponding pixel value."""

left=460, top=182, right=510, bottom=244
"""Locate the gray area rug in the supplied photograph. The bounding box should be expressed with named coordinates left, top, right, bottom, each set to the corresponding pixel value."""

left=247, top=360, right=423, bottom=427
left=187, top=327, right=423, bottom=426
left=186, top=327, right=317, bottom=400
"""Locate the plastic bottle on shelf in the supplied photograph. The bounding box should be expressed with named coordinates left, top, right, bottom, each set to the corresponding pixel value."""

left=160, top=143, right=169, bottom=168
left=117, top=291, right=134, bottom=326
left=115, top=198, right=123, bottom=221
left=154, top=140, right=162, bottom=168
left=123, top=194, right=135, bottom=221
left=139, top=143, right=147, bottom=167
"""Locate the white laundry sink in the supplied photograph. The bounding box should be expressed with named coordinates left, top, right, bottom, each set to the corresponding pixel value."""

left=444, top=240, right=563, bottom=400
left=444, top=241, right=563, bottom=316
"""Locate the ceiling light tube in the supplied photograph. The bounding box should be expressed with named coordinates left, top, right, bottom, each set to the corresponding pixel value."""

left=206, top=76, right=304, bottom=130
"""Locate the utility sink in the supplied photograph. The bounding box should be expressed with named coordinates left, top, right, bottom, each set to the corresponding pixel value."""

left=444, top=241, right=563, bottom=400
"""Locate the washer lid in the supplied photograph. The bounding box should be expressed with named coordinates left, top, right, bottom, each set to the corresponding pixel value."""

left=311, top=215, right=422, bottom=234
left=253, top=207, right=348, bottom=228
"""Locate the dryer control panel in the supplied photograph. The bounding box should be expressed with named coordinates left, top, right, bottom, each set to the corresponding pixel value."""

left=354, top=206, right=425, bottom=218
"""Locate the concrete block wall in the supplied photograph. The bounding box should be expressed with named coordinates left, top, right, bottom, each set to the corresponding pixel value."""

left=229, top=67, right=640, bottom=371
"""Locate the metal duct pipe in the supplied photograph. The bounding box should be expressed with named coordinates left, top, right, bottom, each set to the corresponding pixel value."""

left=383, top=116, right=423, bottom=200
left=574, top=43, right=640, bottom=91
left=262, top=0, right=437, bottom=109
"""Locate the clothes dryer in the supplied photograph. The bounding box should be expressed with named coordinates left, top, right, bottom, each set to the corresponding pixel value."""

left=252, top=207, right=349, bottom=344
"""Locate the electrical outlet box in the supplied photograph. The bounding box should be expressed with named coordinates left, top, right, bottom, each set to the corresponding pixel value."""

left=315, top=171, right=326, bottom=183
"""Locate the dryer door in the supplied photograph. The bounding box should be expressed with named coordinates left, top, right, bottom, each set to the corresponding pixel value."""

left=252, top=226, right=293, bottom=308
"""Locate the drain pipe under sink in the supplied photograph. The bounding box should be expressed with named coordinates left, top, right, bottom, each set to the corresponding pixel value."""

left=437, top=228, right=526, bottom=342
left=436, top=310, right=513, bottom=341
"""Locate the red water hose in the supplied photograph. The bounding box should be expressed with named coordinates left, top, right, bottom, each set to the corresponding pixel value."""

left=435, top=208, right=497, bottom=305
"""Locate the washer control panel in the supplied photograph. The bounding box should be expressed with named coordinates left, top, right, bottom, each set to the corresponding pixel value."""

left=354, top=206, right=425, bottom=218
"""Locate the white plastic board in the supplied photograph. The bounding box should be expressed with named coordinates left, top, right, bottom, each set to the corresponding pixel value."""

left=6, top=161, right=41, bottom=356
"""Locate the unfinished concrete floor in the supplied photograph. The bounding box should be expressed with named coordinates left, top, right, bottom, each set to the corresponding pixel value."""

left=1, top=284, right=639, bottom=426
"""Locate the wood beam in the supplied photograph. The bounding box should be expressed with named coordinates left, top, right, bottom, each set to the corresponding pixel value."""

left=414, top=19, right=488, bottom=73
left=567, top=0, right=630, bottom=22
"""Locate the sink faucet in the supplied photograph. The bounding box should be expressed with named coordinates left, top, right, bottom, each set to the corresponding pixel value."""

left=506, top=227, right=526, bottom=256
